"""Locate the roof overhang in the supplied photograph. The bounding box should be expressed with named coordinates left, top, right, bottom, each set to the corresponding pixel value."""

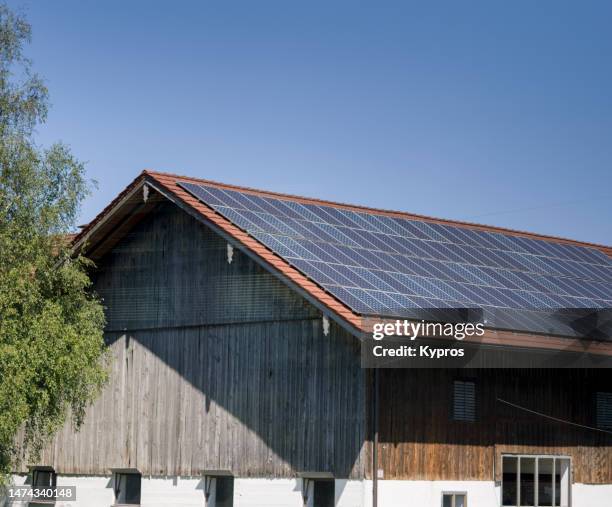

left=73, top=176, right=165, bottom=261
left=201, top=469, right=233, bottom=477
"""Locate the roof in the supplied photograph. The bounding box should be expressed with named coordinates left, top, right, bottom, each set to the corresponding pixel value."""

left=74, top=170, right=612, bottom=345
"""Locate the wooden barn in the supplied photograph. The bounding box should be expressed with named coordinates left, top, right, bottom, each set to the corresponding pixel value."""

left=10, top=170, right=612, bottom=507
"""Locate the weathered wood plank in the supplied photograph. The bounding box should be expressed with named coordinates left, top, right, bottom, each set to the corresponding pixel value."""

left=377, top=368, right=612, bottom=483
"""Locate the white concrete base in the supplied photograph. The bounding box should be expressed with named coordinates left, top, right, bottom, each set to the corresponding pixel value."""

left=4, top=474, right=202, bottom=507
left=375, top=480, right=612, bottom=507
left=370, top=480, right=496, bottom=507
left=3, top=475, right=612, bottom=506
left=234, top=478, right=302, bottom=506
left=572, top=483, right=612, bottom=507
left=233, top=477, right=369, bottom=507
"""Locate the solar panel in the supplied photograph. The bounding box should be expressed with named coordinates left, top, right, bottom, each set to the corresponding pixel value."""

left=178, top=181, right=612, bottom=337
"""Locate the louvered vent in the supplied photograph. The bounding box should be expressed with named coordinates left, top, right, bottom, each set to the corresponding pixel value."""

left=596, top=392, right=612, bottom=430
left=453, top=380, right=476, bottom=422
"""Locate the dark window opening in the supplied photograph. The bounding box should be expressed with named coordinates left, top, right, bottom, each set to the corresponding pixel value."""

left=113, top=472, right=141, bottom=505
left=214, top=476, right=234, bottom=507
left=30, top=467, right=57, bottom=506
left=519, top=457, right=535, bottom=506
left=537, top=458, right=554, bottom=507
left=32, top=468, right=56, bottom=489
left=502, top=456, right=518, bottom=506
left=453, top=380, right=476, bottom=422
left=313, top=479, right=334, bottom=507
left=442, top=492, right=466, bottom=507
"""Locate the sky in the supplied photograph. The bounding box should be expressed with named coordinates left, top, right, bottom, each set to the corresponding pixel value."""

left=6, top=0, right=612, bottom=244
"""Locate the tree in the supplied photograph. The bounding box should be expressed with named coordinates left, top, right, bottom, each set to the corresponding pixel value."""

left=0, top=3, right=107, bottom=484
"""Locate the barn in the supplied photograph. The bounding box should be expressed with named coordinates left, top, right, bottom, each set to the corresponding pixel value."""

left=11, top=170, right=612, bottom=507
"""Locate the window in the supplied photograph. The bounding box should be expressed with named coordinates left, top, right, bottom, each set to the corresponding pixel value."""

left=502, top=455, right=570, bottom=507
left=29, top=467, right=57, bottom=506
left=214, top=476, right=234, bottom=507
left=113, top=471, right=141, bottom=506
left=32, top=468, right=56, bottom=489
left=442, top=492, right=466, bottom=507
left=312, top=479, right=334, bottom=507
left=453, top=380, right=476, bottom=422
left=301, top=477, right=335, bottom=507
left=596, top=392, right=612, bottom=430
left=204, top=474, right=234, bottom=507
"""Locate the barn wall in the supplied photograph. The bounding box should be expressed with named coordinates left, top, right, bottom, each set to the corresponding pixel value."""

left=93, top=201, right=320, bottom=331
left=377, top=368, right=612, bottom=483
left=30, top=201, right=367, bottom=479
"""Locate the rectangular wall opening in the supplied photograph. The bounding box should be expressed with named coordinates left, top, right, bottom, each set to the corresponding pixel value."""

left=502, top=455, right=570, bottom=507
left=312, top=479, right=334, bottom=507
left=204, top=474, right=234, bottom=507
left=113, top=470, right=142, bottom=506
left=442, top=492, right=467, bottom=507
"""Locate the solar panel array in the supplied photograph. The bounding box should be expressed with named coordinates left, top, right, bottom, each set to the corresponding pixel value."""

left=179, top=181, right=612, bottom=335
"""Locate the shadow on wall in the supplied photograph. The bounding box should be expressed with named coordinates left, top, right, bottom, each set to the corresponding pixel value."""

left=48, top=201, right=370, bottom=479
left=99, top=320, right=366, bottom=479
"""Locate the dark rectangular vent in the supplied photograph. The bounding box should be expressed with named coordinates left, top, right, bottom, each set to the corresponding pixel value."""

left=596, top=392, right=612, bottom=430
left=453, top=380, right=476, bottom=422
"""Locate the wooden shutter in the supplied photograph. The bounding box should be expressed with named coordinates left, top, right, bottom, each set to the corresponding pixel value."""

left=596, top=392, right=612, bottom=430
left=453, top=380, right=476, bottom=422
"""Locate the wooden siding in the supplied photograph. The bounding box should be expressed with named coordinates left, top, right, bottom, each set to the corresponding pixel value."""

left=39, top=322, right=365, bottom=478
left=93, top=201, right=319, bottom=330
left=29, top=202, right=367, bottom=479
left=377, top=368, right=612, bottom=483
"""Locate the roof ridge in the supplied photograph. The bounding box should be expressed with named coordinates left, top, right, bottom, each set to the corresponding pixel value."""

left=142, top=169, right=612, bottom=254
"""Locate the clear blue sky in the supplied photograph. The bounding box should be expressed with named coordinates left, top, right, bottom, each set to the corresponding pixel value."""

left=7, top=0, right=612, bottom=244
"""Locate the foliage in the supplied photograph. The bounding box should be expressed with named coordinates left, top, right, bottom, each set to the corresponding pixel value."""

left=0, top=3, right=107, bottom=484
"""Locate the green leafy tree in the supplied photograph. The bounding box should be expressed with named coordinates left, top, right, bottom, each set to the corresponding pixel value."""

left=0, top=4, right=107, bottom=484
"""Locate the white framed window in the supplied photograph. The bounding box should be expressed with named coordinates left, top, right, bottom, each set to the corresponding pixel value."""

left=442, top=491, right=467, bottom=507
left=501, top=455, right=570, bottom=507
